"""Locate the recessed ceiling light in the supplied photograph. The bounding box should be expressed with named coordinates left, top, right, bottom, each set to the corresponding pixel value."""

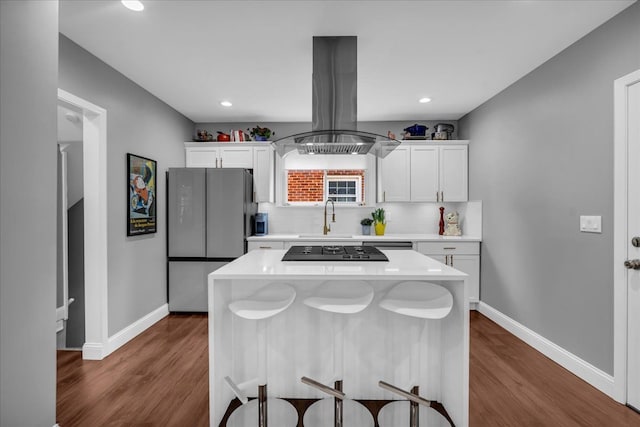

left=220, top=101, right=232, bottom=107
left=418, top=97, right=432, bottom=104
left=121, top=0, right=144, bottom=12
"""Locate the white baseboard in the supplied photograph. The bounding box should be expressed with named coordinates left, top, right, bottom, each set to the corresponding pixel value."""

left=477, top=301, right=616, bottom=399
left=82, top=342, right=106, bottom=360
left=107, top=304, right=169, bottom=355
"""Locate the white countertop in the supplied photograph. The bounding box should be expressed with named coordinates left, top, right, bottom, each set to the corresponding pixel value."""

left=247, top=233, right=481, bottom=242
left=210, top=249, right=468, bottom=280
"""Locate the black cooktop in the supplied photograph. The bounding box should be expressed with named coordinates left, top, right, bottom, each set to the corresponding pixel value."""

left=282, top=245, right=389, bottom=262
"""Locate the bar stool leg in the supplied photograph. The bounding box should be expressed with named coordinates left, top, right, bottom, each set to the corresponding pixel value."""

left=410, top=386, right=419, bottom=427
left=257, top=320, right=268, bottom=427
left=258, top=384, right=267, bottom=427
left=334, top=380, right=343, bottom=427
left=333, top=314, right=344, bottom=381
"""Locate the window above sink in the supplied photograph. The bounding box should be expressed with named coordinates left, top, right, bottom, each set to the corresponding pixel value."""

left=276, top=151, right=376, bottom=206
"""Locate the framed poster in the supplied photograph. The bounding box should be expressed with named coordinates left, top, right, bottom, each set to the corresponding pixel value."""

left=127, top=153, right=157, bottom=236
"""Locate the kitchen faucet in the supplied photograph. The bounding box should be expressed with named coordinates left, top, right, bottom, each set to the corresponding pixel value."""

left=323, top=199, right=336, bottom=235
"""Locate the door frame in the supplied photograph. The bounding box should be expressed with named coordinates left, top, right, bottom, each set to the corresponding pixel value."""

left=613, top=68, right=640, bottom=403
left=58, top=89, right=109, bottom=360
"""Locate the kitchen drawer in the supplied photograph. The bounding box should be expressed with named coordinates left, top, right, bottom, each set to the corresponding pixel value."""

left=247, top=241, right=285, bottom=251
left=415, top=241, right=479, bottom=255
left=285, top=240, right=363, bottom=249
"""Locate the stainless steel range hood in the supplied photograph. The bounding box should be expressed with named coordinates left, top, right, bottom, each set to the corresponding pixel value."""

left=272, top=36, right=399, bottom=157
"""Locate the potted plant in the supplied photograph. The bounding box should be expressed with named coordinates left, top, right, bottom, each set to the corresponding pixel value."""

left=360, top=218, right=373, bottom=235
left=248, top=125, right=274, bottom=141
left=371, top=208, right=386, bottom=236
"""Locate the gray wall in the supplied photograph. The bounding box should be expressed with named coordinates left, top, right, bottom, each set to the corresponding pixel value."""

left=458, top=3, right=640, bottom=374
left=0, top=1, right=58, bottom=426
left=59, top=35, right=194, bottom=335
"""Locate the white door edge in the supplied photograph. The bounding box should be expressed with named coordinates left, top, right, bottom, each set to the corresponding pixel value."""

left=613, top=68, right=640, bottom=404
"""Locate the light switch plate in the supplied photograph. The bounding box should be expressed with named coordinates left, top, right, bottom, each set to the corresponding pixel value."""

left=580, top=215, right=602, bottom=233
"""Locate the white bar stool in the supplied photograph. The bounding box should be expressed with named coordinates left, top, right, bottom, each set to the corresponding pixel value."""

left=225, top=282, right=298, bottom=427
left=377, top=281, right=454, bottom=427
left=301, top=279, right=375, bottom=427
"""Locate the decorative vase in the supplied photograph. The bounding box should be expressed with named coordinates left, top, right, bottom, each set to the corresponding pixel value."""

left=374, top=222, right=386, bottom=236
left=361, top=225, right=371, bottom=235
left=439, top=207, right=445, bottom=235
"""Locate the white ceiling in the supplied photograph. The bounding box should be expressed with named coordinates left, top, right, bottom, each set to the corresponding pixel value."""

left=59, top=0, right=635, bottom=123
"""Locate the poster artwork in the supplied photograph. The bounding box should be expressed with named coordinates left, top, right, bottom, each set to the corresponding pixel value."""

left=127, top=153, right=157, bottom=236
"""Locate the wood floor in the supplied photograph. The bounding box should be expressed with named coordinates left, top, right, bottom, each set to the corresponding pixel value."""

left=57, top=312, right=640, bottom=426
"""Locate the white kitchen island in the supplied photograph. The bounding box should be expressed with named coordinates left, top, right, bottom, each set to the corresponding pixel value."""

left=208, top=249, right=469, bottom=427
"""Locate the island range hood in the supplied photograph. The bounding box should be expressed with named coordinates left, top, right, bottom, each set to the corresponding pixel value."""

left=272, top=36, right=400, bottom=157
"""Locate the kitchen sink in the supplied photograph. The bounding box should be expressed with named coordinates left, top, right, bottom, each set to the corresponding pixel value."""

left=297, top=233, right=355, bottom=239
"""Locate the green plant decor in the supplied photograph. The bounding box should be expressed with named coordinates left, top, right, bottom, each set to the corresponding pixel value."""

left=248, top=125, right=273, bottom=140
left=371, top=208, right=386, bottom=224
left=360, top=218, right=373, bottom=226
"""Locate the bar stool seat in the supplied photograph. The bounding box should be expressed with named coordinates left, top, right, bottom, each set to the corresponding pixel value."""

left=379, top=281, right=453, bottom=320
left=229, top=282, right=297, bottom=320
left=303, top=280, right=374, bottom=314
left=226, top=282, right=297, bottom=427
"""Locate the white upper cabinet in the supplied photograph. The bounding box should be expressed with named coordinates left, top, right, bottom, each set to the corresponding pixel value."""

left=252, top=145, right=275, bottom=203
left=378, top=145, right=411, bottom=202
left=184, top=142, right=275, bottom=203
left=185, top=143, right=253, bottom=168
left=186, top=146, right=219, bottom=168
left=378, top=141, right=468, bottom=202
left=218, top=145, right=253, bottom=168
left=439, top=145, right=468, bottom=202
left=410, top=145, right=439, bottom=201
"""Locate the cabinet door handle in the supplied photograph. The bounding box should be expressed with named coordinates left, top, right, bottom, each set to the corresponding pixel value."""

left=440, top=191, right=444, bottom=202
left=259, top=246, right=273, bottom=249
left=445, top=255, right=450, bottom=265
left=383, top=191, right=386, bottom=202
left=450, top=255, right=454, bottom=267
left=220, top=158, right=223, bottom=168
left=443, top=247, right=456, bottom=250
left=436, top=191, right=440, bottom=202
left=253, top=191, right=256, bottom=202
left=215, top=158, right=219, bottom=168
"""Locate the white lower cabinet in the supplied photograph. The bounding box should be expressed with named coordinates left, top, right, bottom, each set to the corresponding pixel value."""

left=415, top=241, right=480, bottom=309
left=285, top=240, right=363, bottom=248
left=247, top=240, right=285, bottom=251
left=248, top=240, right=364, bottom=251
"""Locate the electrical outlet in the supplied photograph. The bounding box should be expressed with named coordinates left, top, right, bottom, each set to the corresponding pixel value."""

left=580, top=215, right=601, bottom=233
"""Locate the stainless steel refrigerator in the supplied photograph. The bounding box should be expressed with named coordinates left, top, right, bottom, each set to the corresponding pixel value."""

left=167, top=168, right=256, bottom=312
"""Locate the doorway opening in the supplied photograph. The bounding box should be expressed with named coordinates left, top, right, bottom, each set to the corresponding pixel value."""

left=56, top=100, right=85, bottom=350
left=57, top=89, right=109, bottom=360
